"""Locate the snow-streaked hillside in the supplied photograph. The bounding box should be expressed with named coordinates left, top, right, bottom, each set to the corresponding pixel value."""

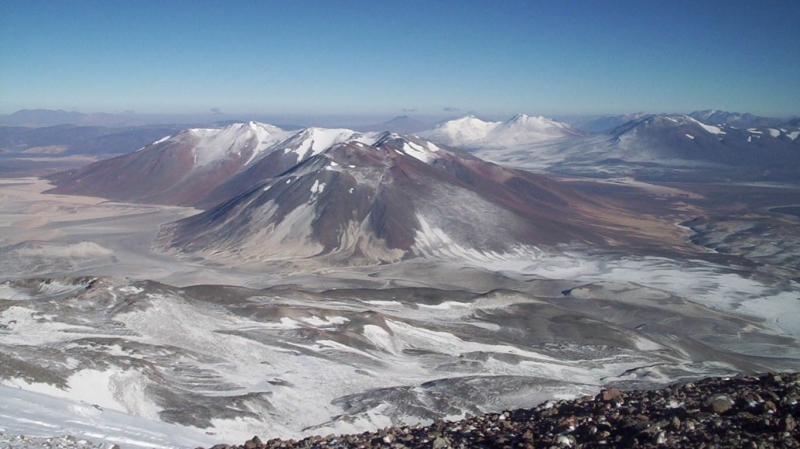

left=4, top=271, right=795, bottom=444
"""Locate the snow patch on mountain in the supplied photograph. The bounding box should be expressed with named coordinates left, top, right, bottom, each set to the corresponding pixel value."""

left=688, top=117, right=726, bottom=135
left=401, top=141, right=437, bottom=163
left=151, top=135, right=172, bottom=146
left=283, top=128, right=364, bottom=162
left=0, top=385, right=211, bottom=449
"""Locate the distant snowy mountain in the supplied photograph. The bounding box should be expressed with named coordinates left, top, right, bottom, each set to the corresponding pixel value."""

left=456, top=113, right=800, bottom=182
left=418, top=114, right=582, bottom=147
left=604, top=114, right=800, bottom=164
left=488, top=114, right=585, bottom=144
left=417, top=115, right=500, bottom=146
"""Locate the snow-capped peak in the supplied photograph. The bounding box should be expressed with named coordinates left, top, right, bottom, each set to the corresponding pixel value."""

left=417, top=116, right=500, bottom=147
left=177, top=121, right=291, bottom=168
left=501, top=113, right=569, bottom=131
left=281, top=127, right=364, bottom=162
left=487, top=114, right=583, bottom=144
left=419, top=114, right=581, bottom=147
left=371, top=133, right=444, bottom=163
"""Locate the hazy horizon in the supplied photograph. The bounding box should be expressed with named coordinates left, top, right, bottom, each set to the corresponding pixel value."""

left=2, top=0, right=799, bottom=118
left=3, top=107, right=799, bottom=131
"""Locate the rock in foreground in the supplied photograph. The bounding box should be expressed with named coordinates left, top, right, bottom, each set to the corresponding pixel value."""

left=210, top=373, right=800, bottom=449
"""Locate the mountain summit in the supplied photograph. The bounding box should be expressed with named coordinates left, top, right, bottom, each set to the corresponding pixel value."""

left=46, top=122, right=362, bottom=207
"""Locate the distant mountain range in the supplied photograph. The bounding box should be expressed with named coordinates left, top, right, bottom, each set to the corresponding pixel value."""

left=0, top=123, right=186, bottom=157
left=0, top=109, right=149, bottom=127
left=687, top=110, right=784, bottom=128
left=424, top=112, right=800, bottom=182
left=29, top=107, right=800, bottom=264
left=47, top=120, right=680, bottom=265
left=32, top=108, right=800, bottom=186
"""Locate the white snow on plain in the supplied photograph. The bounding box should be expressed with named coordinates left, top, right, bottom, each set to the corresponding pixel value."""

left=685, top=134, right=695, bottom=140
left=300, top=316, right=349, bottom=327
left=384, top=319, right=556, bottom=361
left=0, top=385, right=210, bottom=449
left=0, top=284, right=31, bottom=300
left=768, top=128, right=781, bottom=138
left=4, top=369, right=158, bottom=419
left=455, top=250, right=800, bottom=338
left=789, top=131, right=800, bottom=141
left=0, top=306, right=97, bottom=346
left=748, top=128, right=763, bottom=134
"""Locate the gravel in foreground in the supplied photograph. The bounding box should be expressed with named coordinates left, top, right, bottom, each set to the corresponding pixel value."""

left=207, top=372, right=800, bottom=449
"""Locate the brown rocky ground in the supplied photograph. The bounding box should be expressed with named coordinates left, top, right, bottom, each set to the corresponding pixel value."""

left=207, top=373, right=800, bottom=449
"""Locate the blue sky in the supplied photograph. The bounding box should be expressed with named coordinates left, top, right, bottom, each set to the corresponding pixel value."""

left=1, top=0, right=799, bottom=119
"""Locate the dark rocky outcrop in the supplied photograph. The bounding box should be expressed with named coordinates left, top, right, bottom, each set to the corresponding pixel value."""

left=207, top=372, right=800, bottom=449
